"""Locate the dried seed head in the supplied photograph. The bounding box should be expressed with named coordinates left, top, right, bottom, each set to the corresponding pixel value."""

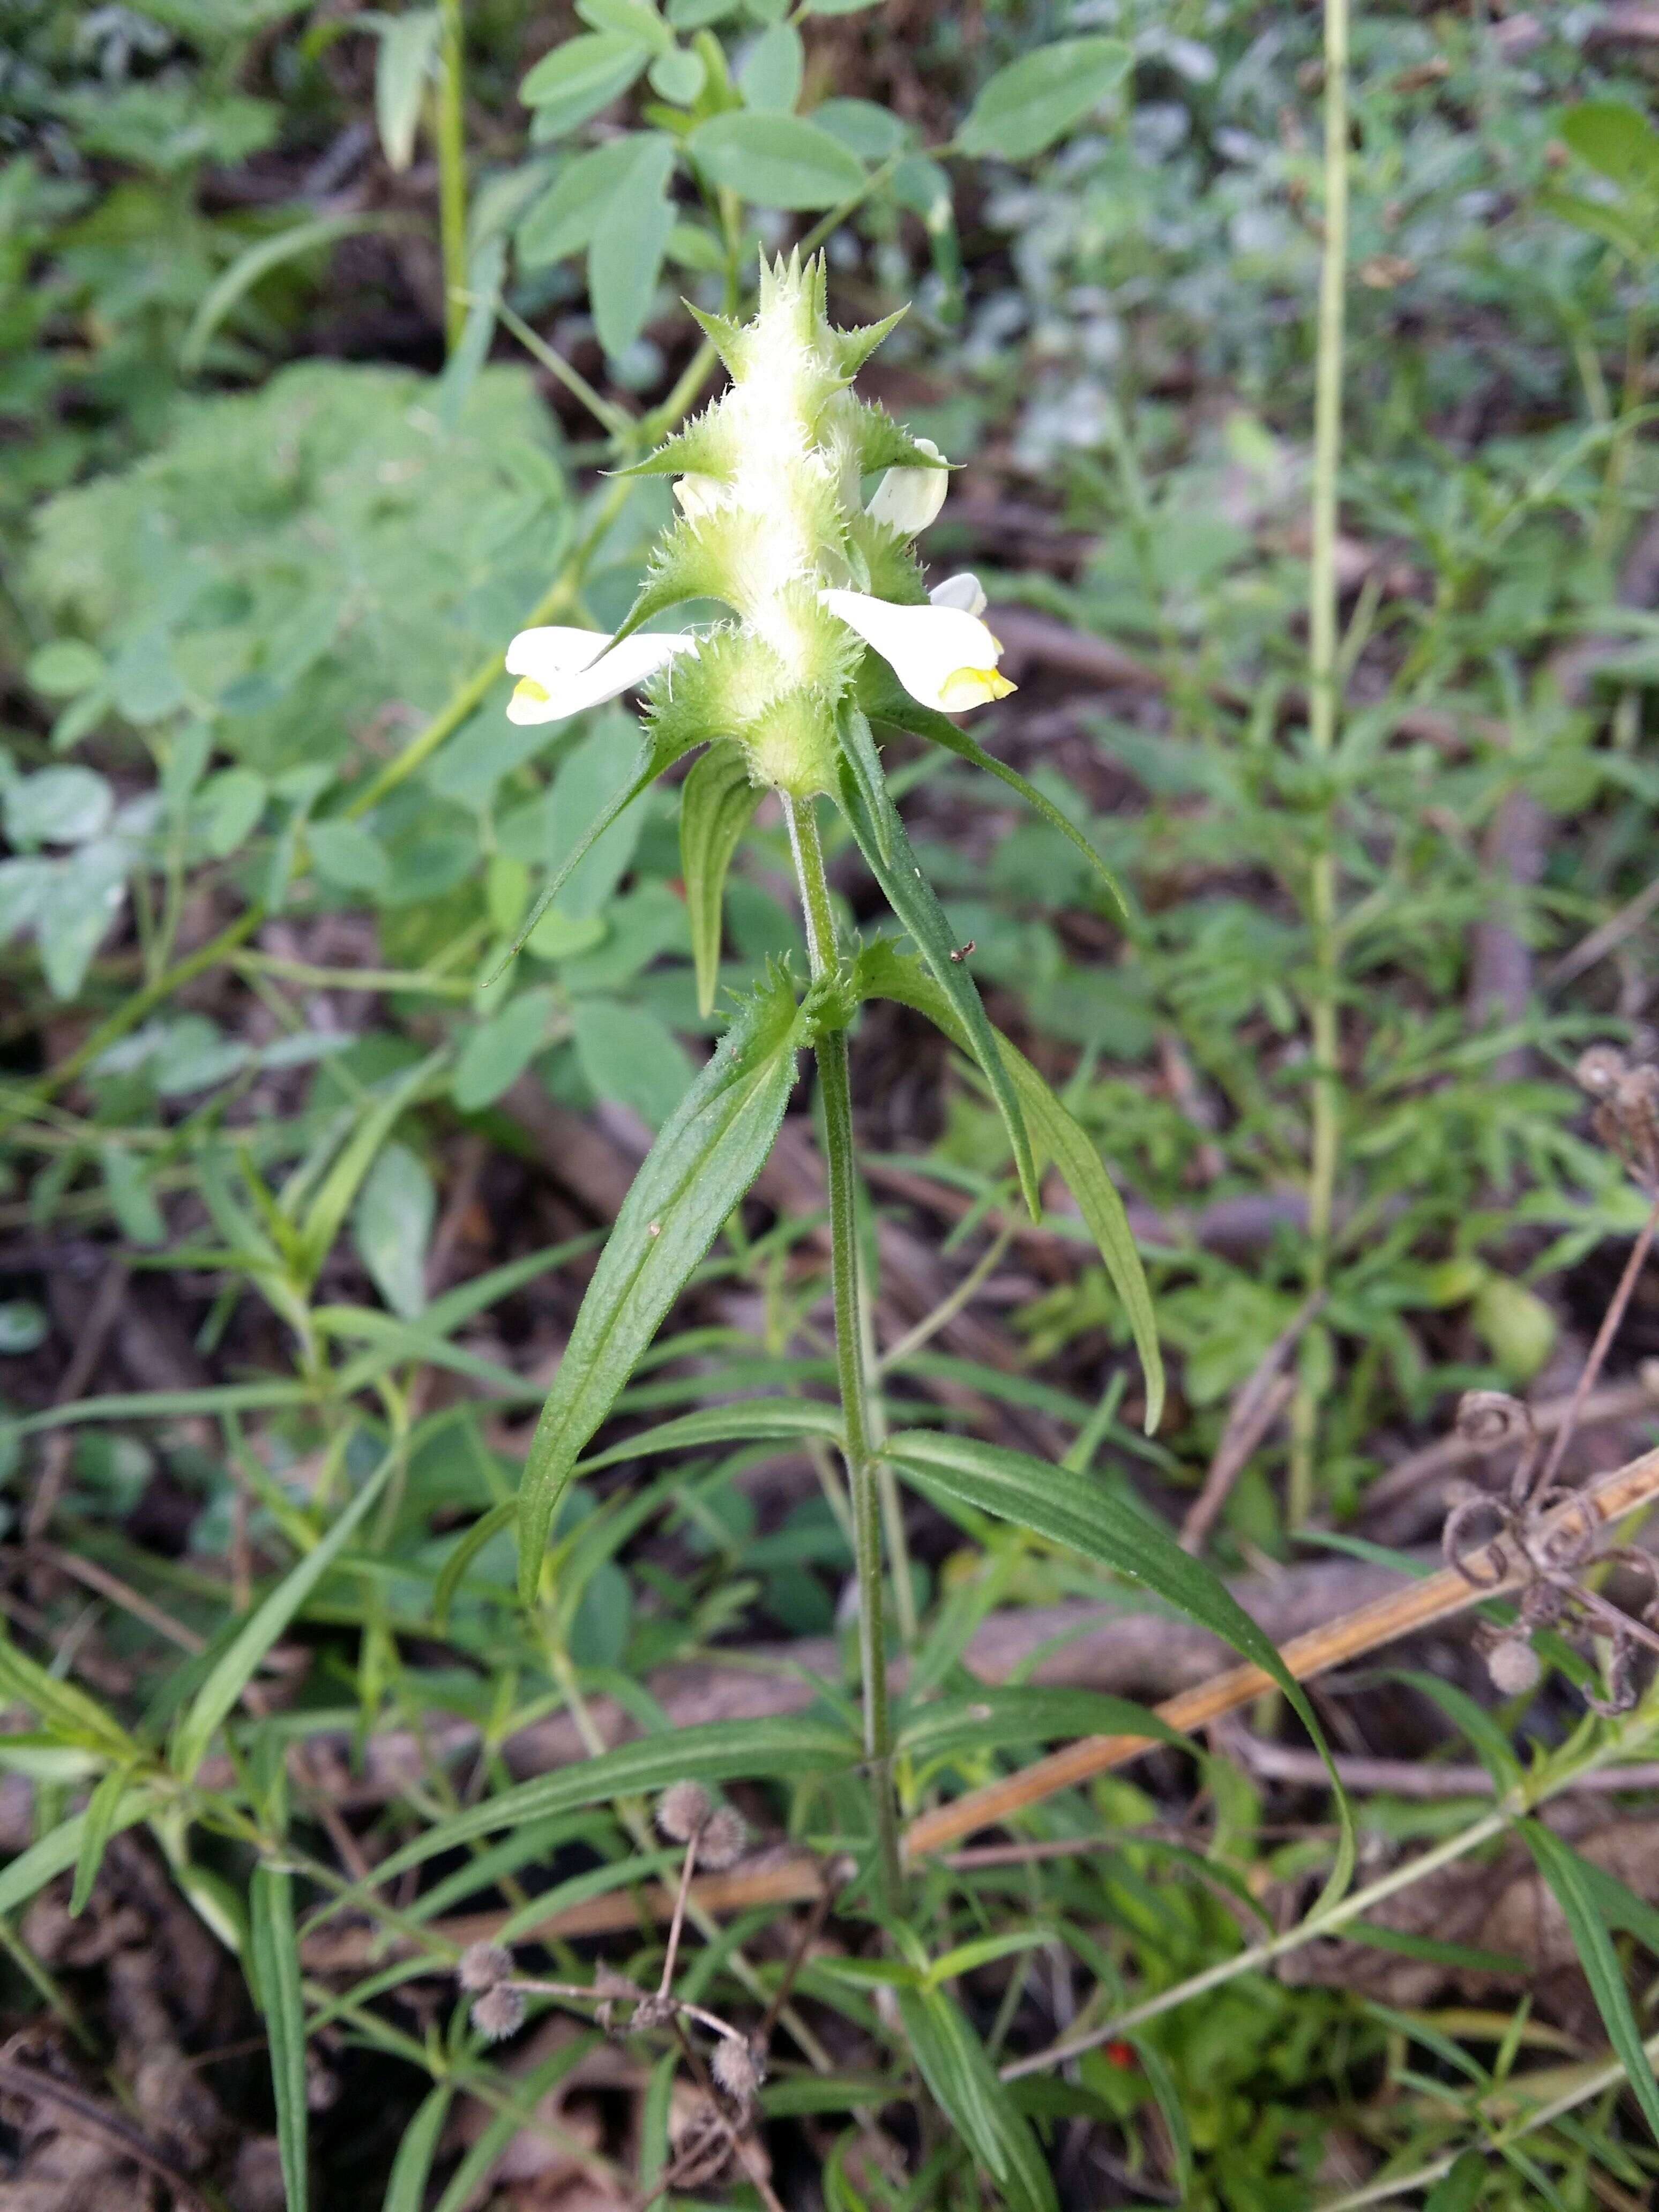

left=1576, top=1045, right=1626, bottom=1099
left=471, top=1984, right=526, bottom=2043
left=1455, top=1389, right=1532, bottom=1452
left=711, top=2036, right=766, bottom=2113
left=631, top=1991, right=677, bottom=2031
left=695, top=1806, right=748, bottom=1870
left=457, top=1941, right=513, bottom=1992
left=1486, top=1634, right=1542, bottom=1697
left=656, top=1781, right=713, bottom=1843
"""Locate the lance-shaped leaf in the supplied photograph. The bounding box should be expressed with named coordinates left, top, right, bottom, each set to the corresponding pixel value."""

left=896, top=1985, right=1058, bottom=2212
left=858, top=657, right=1125, bottom=914
left=172, top=1446, right=397, bottom=1781
left=679, top=746, right=761, bottom=1017
left=314, top=1715, right=857, bottom=1908
left=489, top=728, right=690, bottom=983
left=835, top=766, right=1040, bottom=1217
left=250, top=1864, right=310, bottom=2212
left=1521, top=1820, right=1659, bottom=2146
left=438, top=1401, right=843, bottom=1624
left=834, top=698, right=892, bottom=864
left=882, top=1429, right=1342, bottom=1807
left=855, top=938, right=1161, bottom=1428
left=515, top=970, right=809, bottom=1601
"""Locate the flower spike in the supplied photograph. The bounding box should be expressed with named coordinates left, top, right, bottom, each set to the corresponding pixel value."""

left=503, top=252, right=1011, bottom=789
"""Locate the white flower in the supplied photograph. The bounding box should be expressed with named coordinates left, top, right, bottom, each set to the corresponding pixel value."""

left=504, top=626, right=694, bottom=726
left=865, top=436, right=948, bottom=536
left=820, top=586, right=1014, bottom=713
left=928, top=571, right=987, bottom=617
left=672, top=474, right=723, bottom=519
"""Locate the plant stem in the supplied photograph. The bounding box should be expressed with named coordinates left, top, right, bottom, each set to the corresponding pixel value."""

left=1289, top=0, right=1350, bottom=1530
left=781, top=794, right=901, bottom=1909
left=434, top=0, right=468, bottom=354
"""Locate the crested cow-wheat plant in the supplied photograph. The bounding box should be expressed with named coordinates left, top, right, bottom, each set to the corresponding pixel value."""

left=494, top=252, right=1171, bottom=1900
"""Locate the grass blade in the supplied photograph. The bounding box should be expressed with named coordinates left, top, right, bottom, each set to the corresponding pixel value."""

left=250, top=1863, right=310, bottom=2212
left=883, top=1429, right=1342, bottom=1818
left=857, top=939, right=1162, bottom=1428
left=172, top=1448, right=397, bottom=1781
left=1522, top=1819, right=1659, bottom=2145
left=836, top=767, right=1040, bottom=1218
left=896, top=1985, right=1058, bottom=2212
left=383, top=2082, right=453, bottom=2212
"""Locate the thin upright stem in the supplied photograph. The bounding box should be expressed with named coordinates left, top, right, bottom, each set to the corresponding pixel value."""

left=1290, top=0, right=1350, bottom=1529
left=781, top=794, right=901, bottom=1908
left=435, top=0, right=468, bottom=355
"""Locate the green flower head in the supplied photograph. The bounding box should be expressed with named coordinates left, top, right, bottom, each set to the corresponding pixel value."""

left=505, top=252, right=1012, bottom=796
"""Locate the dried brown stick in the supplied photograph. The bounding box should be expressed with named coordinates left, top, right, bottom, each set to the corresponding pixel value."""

left=901, top=1441, right=1659, bottom=1859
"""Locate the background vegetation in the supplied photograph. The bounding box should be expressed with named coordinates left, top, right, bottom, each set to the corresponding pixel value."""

left=5, top=1, right=1659, bottom=2205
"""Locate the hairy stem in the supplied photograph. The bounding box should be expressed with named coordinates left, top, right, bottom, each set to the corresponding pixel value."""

left=1290, top=0, right=1350, bottom=1528
left=435, top=0, right=468, bottom=355
left=782, top=794, right=901, bottom=1908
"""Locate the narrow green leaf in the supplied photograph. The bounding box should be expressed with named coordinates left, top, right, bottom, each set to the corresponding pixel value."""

left=1394, top=1669, right=1523, bottom=1792
left=679, top=746, right=761, bottom=1017
left=0, top=1632, right=136, bottom=1758
left=375, top=8, right=442, bottom=168
left=515, top=973, right=808, bottom=1601
left=835, top=699, right=891, bottom=863
left=434, top=1497, right=517, bottom=1625
left=313, top=1715, right=857, bottom=1906
left=898, top=1686, right=1183, bottom=1765
left=180, top=215, right=407, bottom=374
left=250, top=1864, right=310, bottom=2212
left=855, top=939, right=1161, bottom=1427
left=861, top=660, right=1125, bottom=914
left=434, top=2044, right=597, bottom=2212
left=896, top=1985, right=1058, bottom=2212
left=955, top=35, right=1132, bottom=162
left=578, top=1396, right=843, bottom=1472
left=488, top=736, right=675, bottom=983
left=68, top=1766, right=132, bottom=1917
left=296, top=1051, right=443, bottom=1287
left=1129, top=2036, right=1193, bottom=2199
left=383, top=2083, right=454, bottom=2212
left=398, top=1389, right=843, bottom=1622
left=882, top=1429, right=1335, bottom=1796
left=836, top=773, right=1039, bottom=1220
left=1521, top=1820, right=1659, bottom=2146
left=0, top=1789, right=155, bottom=1917
left=1571, top=1850, right=1659, bottom=1962
left=172, top=1449, right=397, bottom=1781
